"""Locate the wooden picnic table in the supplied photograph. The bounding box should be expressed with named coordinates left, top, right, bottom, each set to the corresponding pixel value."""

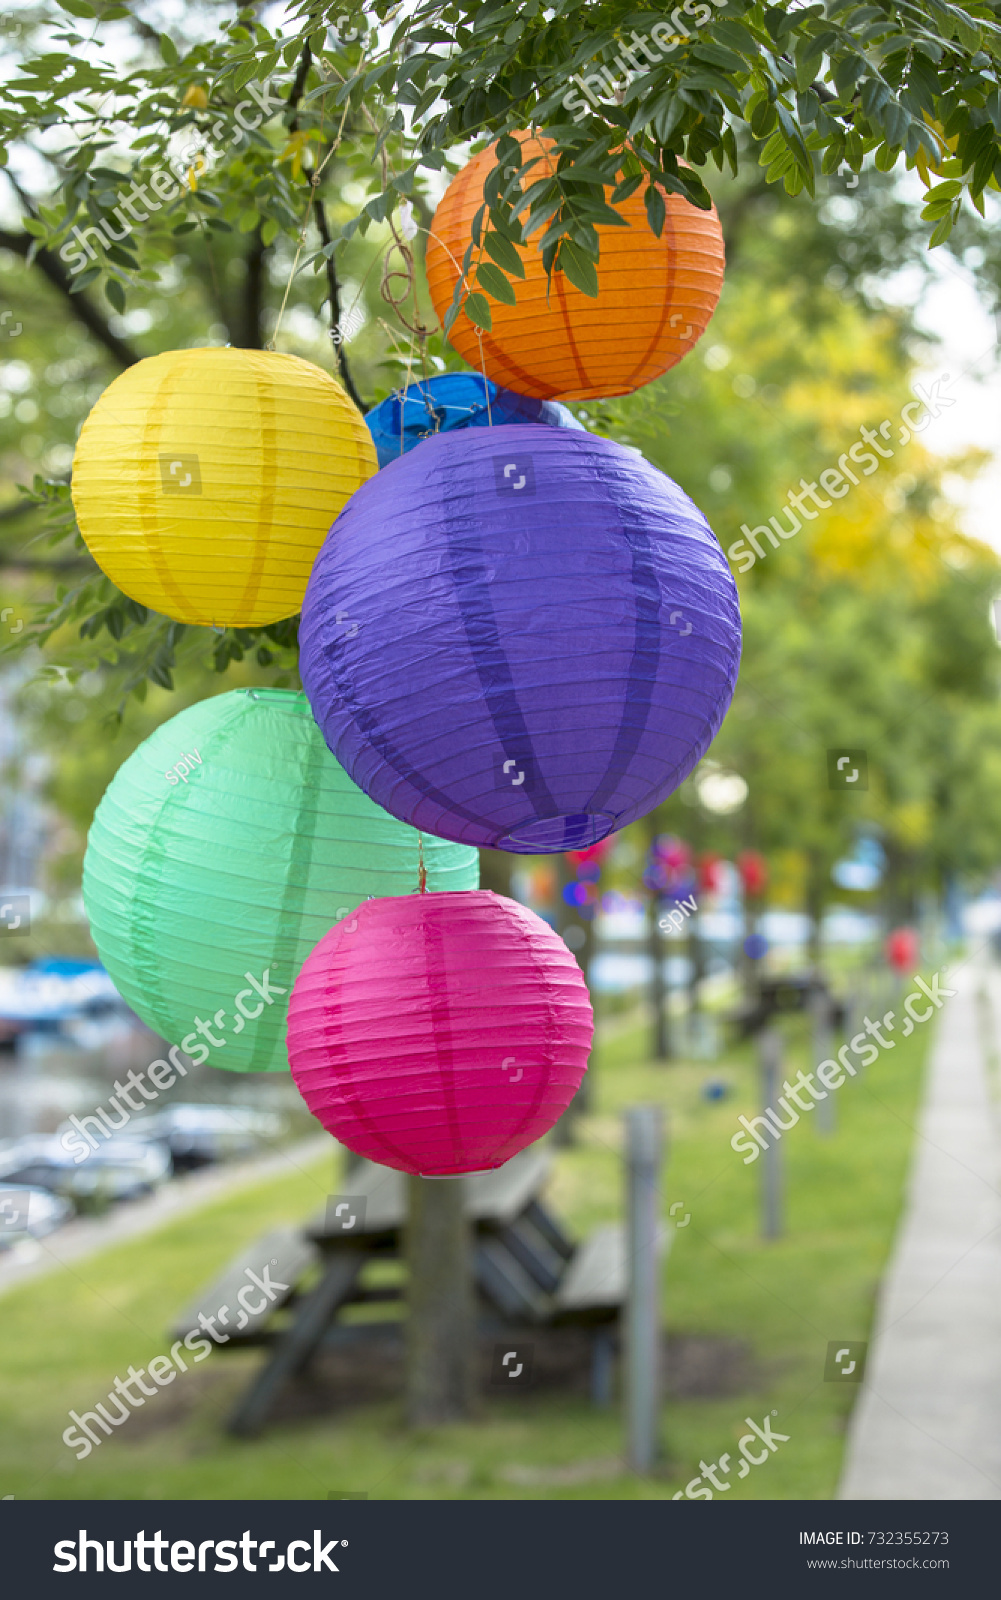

left=171, top=1148, right=626, bottom=1437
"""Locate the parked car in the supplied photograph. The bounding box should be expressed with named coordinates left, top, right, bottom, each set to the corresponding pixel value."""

left=0, top=1132, right=172, bottom=1207
left=132, top=1104, right=286, bottom=1171
left=0, top=1182, right=74, bottom=1246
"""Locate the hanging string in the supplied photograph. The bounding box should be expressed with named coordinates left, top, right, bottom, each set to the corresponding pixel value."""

left=416, top=329, right=439, bottom=438
left=269, top=68, right=354, bottom=352
left=374, top=316, right=418, bottom=457
left=475, top=330, right=493, bottom=425
left=418, top=834, right=427, bottom=893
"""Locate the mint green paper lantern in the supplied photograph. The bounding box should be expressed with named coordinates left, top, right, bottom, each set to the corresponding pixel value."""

left=82, top=688, right=479, bottom=1073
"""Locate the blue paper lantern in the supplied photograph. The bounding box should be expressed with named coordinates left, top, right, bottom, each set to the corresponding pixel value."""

left=364, top=372, right=584, bottom=467
left=300, top=424, right=741, bottom=854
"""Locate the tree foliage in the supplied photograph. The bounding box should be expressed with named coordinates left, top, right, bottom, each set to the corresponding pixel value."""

left=3, top=0, right=1001, bottom=917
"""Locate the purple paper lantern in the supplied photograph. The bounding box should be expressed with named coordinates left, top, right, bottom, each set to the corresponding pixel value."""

left=300, top=425, right=741, bottom=854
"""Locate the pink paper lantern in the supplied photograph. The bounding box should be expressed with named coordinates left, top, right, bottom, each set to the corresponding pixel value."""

left=286, top=889, right=593, bottom=1176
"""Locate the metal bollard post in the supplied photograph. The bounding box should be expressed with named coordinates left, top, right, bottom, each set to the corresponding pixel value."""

left=759, top=1028, right=784, bottom=1240
left=624, top=1105, right=665, bottom=1473
left=847, top=982, right=865, bottom=1080
left=811, top=992, right=835, bottom=1137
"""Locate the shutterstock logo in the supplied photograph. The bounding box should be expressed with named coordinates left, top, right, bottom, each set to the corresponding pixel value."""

left=53, top=1529, right=347, bottom=1573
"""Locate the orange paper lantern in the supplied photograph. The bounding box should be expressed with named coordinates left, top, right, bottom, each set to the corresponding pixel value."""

left=426, top=134, right=725, bottom=401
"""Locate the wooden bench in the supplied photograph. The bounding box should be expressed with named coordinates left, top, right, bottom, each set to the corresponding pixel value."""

left=171, top=1150, right=630, bottom=1436
left=171, top=1226, right=321, bottom=1345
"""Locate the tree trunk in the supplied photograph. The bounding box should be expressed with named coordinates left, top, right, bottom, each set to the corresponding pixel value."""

left=404, top=1176, right=476, bottom=1425
left=553, top=852, right=593, bottom=1140
left=646, top=814, right=670, bottom=1060
left=806, top=852, right=826, bottom=969
left=231, top=226, right=266, bottom=349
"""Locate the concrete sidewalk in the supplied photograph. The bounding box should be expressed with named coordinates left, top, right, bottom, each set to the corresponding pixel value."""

left=839, top=962, right=1001, bottom=1499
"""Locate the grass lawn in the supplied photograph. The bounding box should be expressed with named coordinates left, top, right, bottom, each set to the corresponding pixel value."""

left=0, top=1002, right=932, bottom=1500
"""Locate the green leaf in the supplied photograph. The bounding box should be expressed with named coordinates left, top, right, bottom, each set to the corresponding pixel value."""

left=645, top=183, right=667, bottom=238
left=861, top=78, right=893, bottom=122
left=69, top=267, right=101, bottom=292
left=476, top=260, right=518, bottom=304
left=928, top=211, right=954, bottom=247
left=652, top=91, right=687, bottom=147
left=463, top=292, right=492, bottom=330
left=495, top=133, right=522, bottom=169
left=692, top=42, right=748, bottom=73
left=924, top=180, right=962, bottom=201
left=58, top=0, right=97, bottom=16
left=795, top=44, right=824, bottom=94
left=159, top=33, right=179, bottom=66
left=557, top=237, right=598, bottom=297
left=751, top=98, right=778, bottom=138
left=611, top=172, right=644, bottom=204
left=833, top=54, right=866, bottom=100
left=821, top=134, right=847, bottom=174
left=482, top=229, right=526, bottom=278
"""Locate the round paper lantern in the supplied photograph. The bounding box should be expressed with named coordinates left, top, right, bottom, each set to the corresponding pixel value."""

left=737, top=850, right=768, bottom=897
left=300, top=424, right=742, bottom=854
left=71, top=348, right=377, bottom=627
left=287, top=889, right=593, bottom=1175
left=885, top=926, right=919, bottom=974
left=425, top=133, right=725, bottom=400
left=82, top=689, right=478, bottom=1073
left=365, top=371, right=584, bottom=467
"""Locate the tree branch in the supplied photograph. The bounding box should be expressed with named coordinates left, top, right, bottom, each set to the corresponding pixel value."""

left=315, top=198, right=367, bottom=413
left=0, top=229, right=140, bottom=369
left=287, top=38, right=313, bottom=119
left=284, top=41, right=367, bottom=411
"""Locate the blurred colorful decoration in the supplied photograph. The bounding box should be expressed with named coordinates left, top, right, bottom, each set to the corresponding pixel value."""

left=565, top=838, right=616, bottom=870
left=425, top=132, right=725, bottom=400
left=82, top=690, right=478, bottom=1074
left=71, top=348, right=376, bottom=627
left=300, top=426, right=741, bottom=854
left=885, top=926, right=920, bottom=974
left=743, top=933, right=769, bottom=961
left=510, top=861, right=557, bottom=916
left=701, top=1078, right=731, bottom=1101
left=287, top=890, right=593, bottom=1175
left=562, top=878, right=599, bottom=913
left=644, top=834, right=695, bottom=896
left=737, top=850, right=769, bottom=897
left=832, top=836, right=884, bottom=892
left=563, top=835, right=613, bottom=918
left=696, top=852, right=724, bottom=894
left=365, top=372, right=585, bottom=467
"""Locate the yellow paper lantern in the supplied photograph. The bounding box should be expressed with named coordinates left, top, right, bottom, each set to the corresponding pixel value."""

left=71, top=347, right=377, bottom=627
